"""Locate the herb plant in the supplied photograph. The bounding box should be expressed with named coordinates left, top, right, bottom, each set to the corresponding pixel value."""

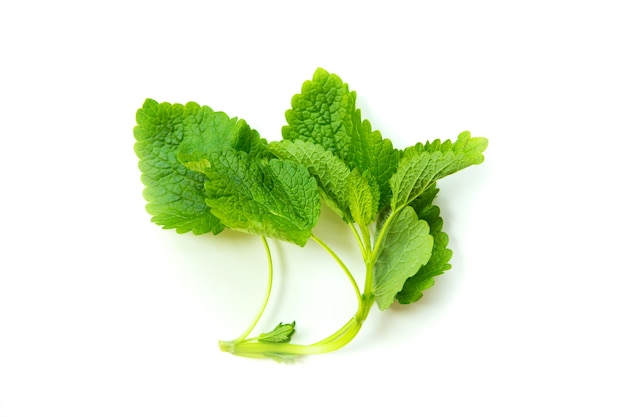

left=134, top=68, right=487, bottom=362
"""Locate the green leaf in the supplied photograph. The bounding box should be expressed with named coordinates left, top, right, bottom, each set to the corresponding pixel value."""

left=177, top=103, right=270, bottom=169
left=396, top=186, right=452, bottom=304
left=389, top=152, right=446, bottom=211
left=373, top=206, right=434, bottom=310
left=407, top=131, right=488, bottom=162
left=390, top=131, right=488, bottom=210
left=347, top=170, right=379, bottom=226
left=269, top=140, right=353, bottom=222
left=136, top=69, right=489, bottom=361
left=282, top=68, right=355, bottom=162
left=257, top=321, right=296, bottom=343
left=133, top=99, right=224, bottom=235
left=269, top=140, right=383, bottom=226
left=202, top=150, right=320, bottom=246
left=280, top=68, right=401, bottom=218
left=350, top=117, right=401, bottom=210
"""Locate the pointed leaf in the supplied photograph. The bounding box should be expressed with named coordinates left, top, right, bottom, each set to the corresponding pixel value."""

left=257, top=321, right=296, bottom=343
left=347, top=170, right=379, bottom=226
left=390, top=131, right=488, bottom=209
left=350, top=117, right=401, bottom=209
left=408, top=130, right=488, bottom=162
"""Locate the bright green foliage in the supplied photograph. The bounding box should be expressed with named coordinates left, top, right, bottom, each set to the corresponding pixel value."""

left=349, top=118, right=401, bottom=210
left=282, top=68, right=401, bottom=210
left=269, top=140, right=353, bottom=221
left=407, top=131, right=488, bottom=162
left=134, top=99, right=224, bottom=235
left=390, top=132, right=488, bottom=209
left=347, top=170, right=379, bottom=227
left=396, top=186, right=452, bottom=304
left=178, top=102, right=270, bottom=163
left=257, top=322, right=296, bottom=343
left=134, top=68, right=487, bottom=361
left=373, top=206, right=434, bottom=310
left=201, top=150, right=320, bottom=247
left=283, top=68, right=356, bottom=162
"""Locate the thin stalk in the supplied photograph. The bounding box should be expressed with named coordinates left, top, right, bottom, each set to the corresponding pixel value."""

left=223, top=297, right=375, bottom=358
left=226, top=236, right=274, bottom=345
left=309, top=315, right=357, bottom=347
left=310, top=292, right=376, bottom=348
left=348, top=222, right=368, bottom=260
left=362, top=255, right=376, bottom=301
left=311, top=234, right=362, bottom=310
left=371, top=205, right=404, bottom=262
left=310, top=222, right=375, bottom=347
left=220, top=235, right=378, bottom=359
left=358, top=224, right=372, bottom=256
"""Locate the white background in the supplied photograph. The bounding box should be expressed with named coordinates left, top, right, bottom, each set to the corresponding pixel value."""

left=1, top=1, right=625, bottom=415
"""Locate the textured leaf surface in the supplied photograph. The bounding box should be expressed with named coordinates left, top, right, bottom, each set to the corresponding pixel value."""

left=134, top=99, right=224, bottom=234
left=282, top=68, right=355, bottom=162
left=390, top=131, right=488, bottom=209
left=396, top=186, right=452, bottom=304
left=373, top=206, right=434, bottom=310
left=347, top=170, right=379, bottom=226
left=349, top=118, right=401, bottom=210
left=202, top=150, right=320, bottom=246
left=257, top=321, right=296, bottom=343
left=407, top=131, right=488, bottom=161
left=269, top=140, right=352, bottom=221
left=177, top=103, right=269, bottom=169
left=283, top=69, right=400, bottom=213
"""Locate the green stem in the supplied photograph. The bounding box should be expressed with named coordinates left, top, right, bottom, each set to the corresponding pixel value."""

left=225, top=236, right=274, bottom=345
left=309, top=313, right=357, bottom=347
left=349, top=222, right=368, bottom=260
left=363, top=208, right=404, bottom=297
left=311, top=234, right=362, bottom=310
left=363, top=257, right=375, bottom=301
left=360, top=224, right=372, bottom=253
left=371, top=205, right=405, bottom=263
left=220, top=226, right=382, bottom=360
left=221, top=296, right=375, bottom=358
